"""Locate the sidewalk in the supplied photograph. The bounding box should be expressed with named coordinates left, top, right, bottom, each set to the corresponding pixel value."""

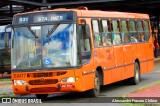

left=0, top=80, right=14, bottom=98
left=0, top=72, right=13, bottom=98
left=126, top=82, right=160, bottom=97
left=154, top=56, right=160, bottom=63
left=124, top=57, right=160, bottom=104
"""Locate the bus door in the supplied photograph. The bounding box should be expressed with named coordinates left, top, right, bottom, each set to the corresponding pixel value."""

left=79, top=20, right=94, bottom=90
left=121, top=20, right=134, bottom=79
left=111, top=19, right=124, bottom=82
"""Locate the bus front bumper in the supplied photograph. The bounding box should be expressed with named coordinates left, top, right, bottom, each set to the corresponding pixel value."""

left=12, top=81, right=83, bottom=94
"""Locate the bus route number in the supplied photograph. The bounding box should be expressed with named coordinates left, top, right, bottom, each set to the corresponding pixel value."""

left=19, top=17, right=28, bottom=24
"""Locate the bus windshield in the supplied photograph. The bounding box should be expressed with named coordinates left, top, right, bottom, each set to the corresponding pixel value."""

left=11, top=23, right=80, bottom=70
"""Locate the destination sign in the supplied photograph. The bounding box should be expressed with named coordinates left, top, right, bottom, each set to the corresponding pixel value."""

left=33, top=13, right=67, bottom=23
left=13, top=12, right=74, bottom=25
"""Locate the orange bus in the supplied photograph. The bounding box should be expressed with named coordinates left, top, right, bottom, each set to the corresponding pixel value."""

left=10, top=7, right=154, bottom=99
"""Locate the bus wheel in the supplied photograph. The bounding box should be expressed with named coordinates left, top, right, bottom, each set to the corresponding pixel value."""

left=87, top=71, right=100, bottom=97
left=35, top=94, right=48, bottom=99
left=130, top=62, right=140, bottom=85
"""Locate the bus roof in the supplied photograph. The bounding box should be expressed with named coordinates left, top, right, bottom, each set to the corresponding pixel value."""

left=75, top=9, right=149, bottom=19
left=14, top=8, right=149, bottom=19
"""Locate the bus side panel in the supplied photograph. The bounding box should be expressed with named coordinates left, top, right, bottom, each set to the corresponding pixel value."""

left=123, top=65, right=134, bottom=80
left=80, top=59, right=95, bottom=91
left=111, top=67, right=124, bottom=83
left=140, top=62, right=148, bottom=74
left=128, top=44, right=137, bottom=78
left=74, top=68, right=84, bottom=92
left=112, top=46, right=123, bottom=82
left=136, top=44, right=143, bottom=60
left=94, top=48, right=107, bottom=72
left=141, top=43, right=148, bottom=74
left=122, top=44, right=134, bottom=80
left=104, top=70, right=112, bottom=85
left=103, top=46, right=115, bottom=85
left=136, top=43, right=147, bottom=74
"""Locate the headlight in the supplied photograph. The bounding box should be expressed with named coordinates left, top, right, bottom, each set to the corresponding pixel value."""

left=61, top=77, right=79, bottom=83
left=14, top=80, right=26, bottom=85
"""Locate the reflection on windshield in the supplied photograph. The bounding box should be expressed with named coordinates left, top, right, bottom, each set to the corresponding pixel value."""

left=11, top=24, right=79, bottom=70
left=12, top=27, right=42, bottom=70
left=42, top=24, right=78, bottom=68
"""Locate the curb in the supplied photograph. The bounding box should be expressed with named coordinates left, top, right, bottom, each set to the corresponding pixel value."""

left=0, top=80, right=12, bottom=85
left=154, top=57, right=160, bottom=63
left=0, top=82, right=12, bottom=85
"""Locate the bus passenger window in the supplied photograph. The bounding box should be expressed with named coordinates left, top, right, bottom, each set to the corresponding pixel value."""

left=112, top=20, right=121, bottom=45
left=136, top=20, right=145, bottom=42
left=129, top=20, right=137, bottom=43
left=101, top=20, right=112, bottom=46
left=143, top=20, right=150, bottom=41
left=120, top=20, right=130, bottom=44
left=101, top=20, right=108, bottom=33
left=92, top=20, right=102, bottom=47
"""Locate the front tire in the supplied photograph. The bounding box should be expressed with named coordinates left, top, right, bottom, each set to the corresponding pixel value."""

left=87, top=71, right=100, bottom=97
left=130, top=62, right=140, bottom=85
left=35, top=94, right=48, bottom=99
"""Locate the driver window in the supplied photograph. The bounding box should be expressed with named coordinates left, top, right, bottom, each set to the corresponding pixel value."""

left=79, top=25, right=91, bottom=64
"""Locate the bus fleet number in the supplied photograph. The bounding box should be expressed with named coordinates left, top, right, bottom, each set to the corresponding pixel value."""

left=14, top=73, right=27, bottom=78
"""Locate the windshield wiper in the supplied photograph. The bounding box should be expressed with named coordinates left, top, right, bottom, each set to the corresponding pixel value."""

left=46, top=22, right=61, bottom=38
left=26, top=25, right=38, bottom=38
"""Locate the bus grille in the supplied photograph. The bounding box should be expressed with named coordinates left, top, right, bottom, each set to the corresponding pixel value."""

left=29, top=79, right=58, bottom=85
left=27, top=72, right=66, bottom=78
left=30, top=87, right=58, bottom=93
